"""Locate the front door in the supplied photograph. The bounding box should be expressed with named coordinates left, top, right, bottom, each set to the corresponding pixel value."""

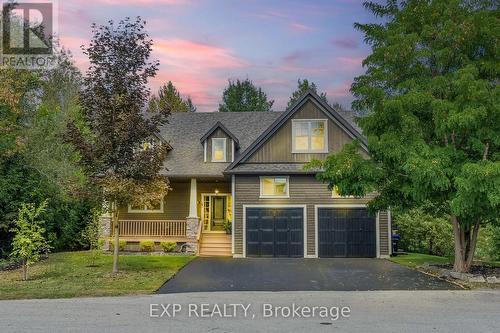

left=202, top=194, right=229, bottom=232
left=211, top=196, right=226, bottom=231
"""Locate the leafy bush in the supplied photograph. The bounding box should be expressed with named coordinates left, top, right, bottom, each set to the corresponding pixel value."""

left=476, top=224, right=500, bottom=261
left=160, top=241, right=177, bottom=253
left=139, top=241, right=155, bottom=252
left=394, top=208, right=454, bottom=257
left=109, top=239, right=127, bottom=251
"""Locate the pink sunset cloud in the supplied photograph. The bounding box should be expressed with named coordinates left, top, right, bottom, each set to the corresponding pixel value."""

left=327, top=81, right=353, bottom=97
left=153, top=39, right=246, bottom=70
left=335, top=56, right=364, bottom=70
left=289, top=23, right=315, bottom=32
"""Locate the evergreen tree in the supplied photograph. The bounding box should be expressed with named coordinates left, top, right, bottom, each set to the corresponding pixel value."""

left=287, top=79, right=328, bottom=108
left=218, top=79, right=274, bottom=112
left=149, top=81, right=196, bottom=113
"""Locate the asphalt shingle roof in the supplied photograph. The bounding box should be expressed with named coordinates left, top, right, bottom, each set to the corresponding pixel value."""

left=159, top=111, right=283, bottom=177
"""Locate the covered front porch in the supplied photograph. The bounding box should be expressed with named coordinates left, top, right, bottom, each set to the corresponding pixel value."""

left=107, top=177, right=232, bottom=255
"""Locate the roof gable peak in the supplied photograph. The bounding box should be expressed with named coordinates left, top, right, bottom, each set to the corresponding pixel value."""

left=200, top=121, right=240, bottom=148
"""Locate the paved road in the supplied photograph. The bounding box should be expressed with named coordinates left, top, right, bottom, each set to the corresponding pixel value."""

left=1, top=291, right=499, bottom=333
left=159, top=258, right=459, bottom=293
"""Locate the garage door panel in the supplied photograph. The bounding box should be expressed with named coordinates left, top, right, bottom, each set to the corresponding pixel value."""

left=318, top=208, right=376, bottom=258
left=246, top=207, right=304, bottom=258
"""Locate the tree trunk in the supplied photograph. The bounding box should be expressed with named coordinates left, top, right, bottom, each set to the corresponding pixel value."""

left=452, top=215, right=480, bottom=273
left=22, top=259, right=28, bottom=281
left=112, top=202, right=120, bottom=274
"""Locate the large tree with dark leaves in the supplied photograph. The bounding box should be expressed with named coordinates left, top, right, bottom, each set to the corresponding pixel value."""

left=219, top=79, right=274, bottom=112
left=67, top=17, right=170, bottom=273
left=307, top=1, right=499, bottom=272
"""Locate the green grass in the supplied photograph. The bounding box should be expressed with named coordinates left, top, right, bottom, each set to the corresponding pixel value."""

left=0, top=252, right=194, bottom=300
left=390, top=252, right=500, bottom=269
left=389, top=253, right=452, bottom=268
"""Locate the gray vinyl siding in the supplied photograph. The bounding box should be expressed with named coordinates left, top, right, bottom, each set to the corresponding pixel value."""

left=118, top=180, right=231, bottom=221
left=205, top=128, right=233, bottom=162
left=247, top=100, right=368, bottom=163
left=233, top=175, right=385, bottom=257
left=379, top=210, right=390, bottom=256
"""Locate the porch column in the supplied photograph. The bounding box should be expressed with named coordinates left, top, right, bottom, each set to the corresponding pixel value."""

left=185, top=178, right=199, bottom=253
left=188, top=178, right=198, bottom=218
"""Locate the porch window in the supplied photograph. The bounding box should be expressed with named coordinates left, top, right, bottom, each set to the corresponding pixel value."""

left=260, top=176, right=289, bottom=198
left=212, top=138, right=227, bottom=162
left=292, top=120, right=327, bottom=153
left=127, top=199, right=164, bottom=213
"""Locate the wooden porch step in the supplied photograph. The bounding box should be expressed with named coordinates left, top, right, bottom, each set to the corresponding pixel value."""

left=199, top=233, right=231, bottom=257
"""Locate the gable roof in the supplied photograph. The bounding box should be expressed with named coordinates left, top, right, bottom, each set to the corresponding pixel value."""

left=199, top=121, right=240, bottom=149
left=158, top=111, right=282, bottom=177
left=225, top=90, right=368, bottom=173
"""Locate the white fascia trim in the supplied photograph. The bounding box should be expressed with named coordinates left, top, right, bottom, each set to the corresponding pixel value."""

left=204, top=141, right=207, bottom=162
left=231, top=140, right=235, bottom=162
left=376, top=211, right=381, bottom=258
left=242, top=204, right=307, bottom=258
left=291, top=119, right=328, bottom=154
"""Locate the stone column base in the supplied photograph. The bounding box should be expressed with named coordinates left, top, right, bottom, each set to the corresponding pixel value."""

left=185, top=217, right=200, bottom=254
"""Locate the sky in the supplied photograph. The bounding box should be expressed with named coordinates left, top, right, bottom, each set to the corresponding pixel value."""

left=58, top=0, right=375, bottom=112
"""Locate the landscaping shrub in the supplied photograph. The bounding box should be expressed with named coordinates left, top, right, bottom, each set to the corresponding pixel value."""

left=160, top=241, right=177, bottom=253
left=476, top=224, right=500, bottom=261
left=139, top=241, right=155, bottom=252
left=394, top=208, right=454, bottom=257
left=109, top=239, right=126, bottom=251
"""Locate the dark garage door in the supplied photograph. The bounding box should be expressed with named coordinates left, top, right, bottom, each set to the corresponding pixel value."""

left=318, top=208, right=376, bottom=258
left=246, top=207, right=303, bottom=257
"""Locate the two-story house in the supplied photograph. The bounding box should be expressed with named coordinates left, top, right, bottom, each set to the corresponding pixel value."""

left=107, top=90, right=392, bottom=258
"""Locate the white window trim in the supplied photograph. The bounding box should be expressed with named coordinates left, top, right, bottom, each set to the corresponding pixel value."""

left=314, top=204, right=382, bottom=259
left=211, top=137, right=227, bottom=162
left=291, top=119, right=328, bottom=154
left=128, top=200, right=164, bottom=213
left=204, top=140, right=207, bottom=162
left=259, top=176, right=290, bottom=199
left=242, top=204, right=307, bottom=258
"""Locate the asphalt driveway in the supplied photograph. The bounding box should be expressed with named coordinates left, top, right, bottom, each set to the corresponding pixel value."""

left=158, top=258, right=460, bottom=293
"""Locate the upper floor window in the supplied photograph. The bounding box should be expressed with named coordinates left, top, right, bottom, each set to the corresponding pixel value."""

left=212, top=138, right=227, bottom=162
left=331, top=186, right=354, bottom=198
left=292, top=119, right=328, bottom=153
left=128, top=199, right=164, bottom=213
left=260, top=176, right=289, bottom=198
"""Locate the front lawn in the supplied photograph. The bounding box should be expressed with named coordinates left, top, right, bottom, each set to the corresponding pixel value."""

left=0, top=252, right=194, bottom=300
left=390, top=252, right=500, bottom=269
left=389, top=253, right=452, bottom=268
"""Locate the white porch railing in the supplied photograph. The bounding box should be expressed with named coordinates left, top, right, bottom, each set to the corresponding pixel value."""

left=117, top=220, right=187, bottom=237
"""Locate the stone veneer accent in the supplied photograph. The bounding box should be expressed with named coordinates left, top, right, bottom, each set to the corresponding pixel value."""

left=185, top=217, right=200, bottom=253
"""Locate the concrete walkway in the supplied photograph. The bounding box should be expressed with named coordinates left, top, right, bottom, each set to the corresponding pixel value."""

left=1, top=291, right=499, bottom=333
left=158, top=258, right=459, bottom=293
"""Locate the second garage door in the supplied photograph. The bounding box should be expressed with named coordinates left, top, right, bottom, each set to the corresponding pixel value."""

left=318, top=207, right=376, bottom=258
left=246, top=207, right=304, bottom=257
